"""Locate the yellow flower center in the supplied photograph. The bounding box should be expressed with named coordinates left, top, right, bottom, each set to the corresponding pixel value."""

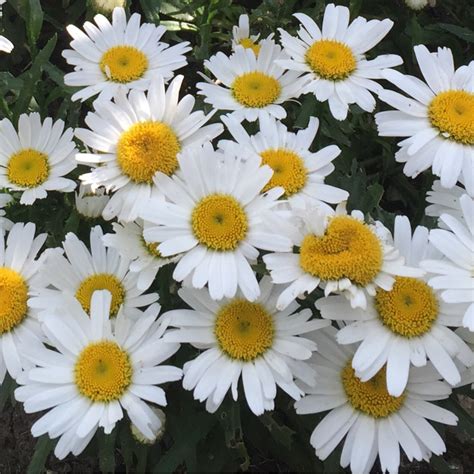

left=99, top=45, right=148, bottom=83
left=260, top=149, right=307, bottom=196
left=231, top=72, right=281, bottom=108
left=299, top=216, right=383, bottom=286
left=214, top=299, right=274, bottom=361
left=191, top=194, right=248, bottom=251
left=305, top=40, right=356, bottom=81
left=238, top=38, right=261, bottom=55
left=0, top=267, right=28, bottom=335
left=7, top=149, right=49, bottom=188
left=342, top=362, right=405, bottom=418
left=375, top=277, right=438, bottom=338
left=75, top=273, right=125, bottom=318
left=74, top=341, right=132, bottom=402
left=428, top=90, right=474, bottom=145
left=116, top=121, right=180, bottom=184
left=142, top=235, right=162, bottom=259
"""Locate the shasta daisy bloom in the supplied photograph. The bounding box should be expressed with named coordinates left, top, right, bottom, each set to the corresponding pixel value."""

left=75, top=183, right=110, bottom=219
left=425, top=180, right=466, bottom=226
left=15, top=290, right=182, bottom=459
left=30, top=226, right=158, bottom=320
left=295, top=327, right=458, bottom=474
left=161, top=277, right=329, bottom=415
left=196, top=40, right=309, bottom=122
left=0, top=222, right=47, bottom=384
left=0, top=193, right=12, bottom=230
left=219, top=113, right=348, bottom=211
left=0, top=113, right=77, bottom=205
left=103, top=219, right=181, bottom=291
left=263, top=204, right=420, bottom=311
left=140, top=143, right=292, bottom=302
left=422, top=194, right=474, bottom=331
left=376, top=45, right=474, bottom=192
left=76, top=75, right=223, bottom=222
left=231, top=14, right=270, bottom=55
left=277, top=4, right=402, bottom=121
left=62, top=7, right=191, bottom=102
left=317, top=215, right=473, bottom=396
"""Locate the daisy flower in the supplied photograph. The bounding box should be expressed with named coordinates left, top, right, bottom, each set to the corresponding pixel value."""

left=75, top=183, right=110, bottom=220
left=277, top=4, right=402, bottom=120
left=422, top=194, right=474, bottom=330
left=0, top=222, right=46, bottom=384
left=296, top=327, right=458, bottom=474
left=76, top=75, right=223, bottom=222
left=0, top=113, right=77, bottom=205
left=196, top=40, right=309, bottom=122
left=0, top=193, right=12, bottom=230
left=456, top=328, right=474, bottom=388
left=103, top=219, right=181, bottom=291
left=219, top=113, right=348, bottom=211
left=232, top=14, right=270, bottom=55
left=376, top=45, right=474, bottom=192
left=425, top=180, right=466, bottom=226
left=62, top=7, right=191, bottom=102
left=15, top=290, right=182, bottom=459
left=161, top=277, right=329, bottom=415
left=317, top=215, right=473, bottom=396
left=140, top=143, right=292, bottom=302
left=263, top=204, right=420, bottom=311
left=30, top=226, right=158, bottom=320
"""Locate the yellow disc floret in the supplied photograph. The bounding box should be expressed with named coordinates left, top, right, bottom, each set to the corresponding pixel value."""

left=7, top=149, right=49, bottom=188
left=231, top=72, right=281, bottom=108
left=238, top=38, right=261, bottom=55
left=117, top=121, right=180, bottom=184
left=100, top=45, right=148, bottom=83
left=192, top=194, right=248, bottom=251
left=342, top=362, right=405, bottom=418
left=74, top=341, right=132, bottom=402
left=260, top=149, right=308, bottom=196
left=76, top=273, right=125, bottom=317
left=305, top=40, right=356, bottom=81
left=214, top=299, right=274, bottom=361
left=375, top=277, right=439, bottom=338
left=0, top=267, right=28, bottom=334
left=299, top=216, right=383, bottom=286
left=428, top=90, right=474, bottom=145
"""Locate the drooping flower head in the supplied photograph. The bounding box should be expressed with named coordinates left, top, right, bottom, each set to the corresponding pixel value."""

left=75, top=183, right=110, bottom=220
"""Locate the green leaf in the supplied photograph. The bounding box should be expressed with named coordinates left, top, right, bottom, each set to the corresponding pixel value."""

left=437, top=23, right=474, bottom=43
left=259, top=412, right=295, bottom=450
left=26, top=435, right=55, bottom=474
left=26, top=0, right=44, bottom=46
left=98, top=429, right=117, bottom=473
left=0, top=374, right=15, bottom=412
left=140, top=0, right=162, bottom=24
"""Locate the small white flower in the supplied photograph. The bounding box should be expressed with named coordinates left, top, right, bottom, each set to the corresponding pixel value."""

left=75, top=183, right=110, bottom=219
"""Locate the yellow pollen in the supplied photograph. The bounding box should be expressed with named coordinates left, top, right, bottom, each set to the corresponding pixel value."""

left=99, top=45, right=148, bottom=83
left=342, top=362, right=405, bottom=418
left=375, top=277, right=439, bottom=338
left=299, top=216, right=383, bottom=286
left=75, top=273, right=125, bottom=318
left=74, top=341, right=132, bottom=402
left=7, top=148, right=49, bottom=188
left=231, top=72, right=281, bottom=108
left=0, top=267, right=28, bottom=335
left=305, top=40, right=356, bottom=81
left=238, top=38, right=261, bottom=55
left=260, top=149, right=307, bottom=196
left=191, top=194, right=248, bottom=251
left=142, top=235, right=162, bottom=259
left=214, top=299, right=274, bottom=361
left=428, top=90, right=474, bottom=145
left=117, top=121, right=180, bottom=184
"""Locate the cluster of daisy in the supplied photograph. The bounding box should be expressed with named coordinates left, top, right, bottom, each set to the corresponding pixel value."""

left=0, top=4, right=472, bottom=472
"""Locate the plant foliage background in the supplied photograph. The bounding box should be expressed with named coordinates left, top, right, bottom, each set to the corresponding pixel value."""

left=0, top=0, right=473, bottom=472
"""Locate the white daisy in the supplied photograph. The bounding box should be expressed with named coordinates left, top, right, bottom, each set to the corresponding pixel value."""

left=231, top=14, right=271, bottom=55
left=102, top=219, right=181, bottom=291
left=15, top=290, right=182, bottom=459
left=422, top=194, right=474, bottom=330
left=456, top=328, right=474, bottom=388
left=263, top=204, right=421, bottom=311
left=196, top=40, right=309, bottom=122
left=140, top=142, right=292, bottom=302
left=376, top=45, right=474, bottom=193
left=317, top=215, right=473, bottom=396
left=76, top=75, right=223, bottom=222
left=0, top=222, right=47, bottom=384
left=75, top=183, right=110, bottom=219
left=62, top=7, right=191, bottom=102
left=296, top=327, right=458, bottom=474
left=0, top=193, right=12, bottom=230
left=0, top=113, right=77, bottom=205
left=277, top=4, right=402, bottom=120
left=219, top=113, right=348, bottom=211
left=425, top=180, right=466, bottom=226
left=29, top=225, right=158, bottom=320
left=161, top=277, right=329, bottom=415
